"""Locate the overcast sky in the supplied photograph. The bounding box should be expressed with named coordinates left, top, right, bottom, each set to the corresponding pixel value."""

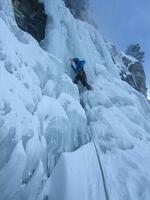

left=89, top=0, right=150, bottom=96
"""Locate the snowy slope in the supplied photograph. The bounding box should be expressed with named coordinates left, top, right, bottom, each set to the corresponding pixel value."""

left=0, top=0, right=150, bottom=200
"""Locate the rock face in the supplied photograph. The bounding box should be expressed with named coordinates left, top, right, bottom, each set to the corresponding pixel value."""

left=107, top=42, right=147, bottom=97
left=128, top=62, right=147, bottom=96
left=63, top=0, right=89, bottom=21
left=122, top=56, right=147, bottom=96
left=12, top=0, right=47, bottom=42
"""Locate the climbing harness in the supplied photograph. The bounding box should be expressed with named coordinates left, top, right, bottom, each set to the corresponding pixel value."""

left=88, top=125, right=110, bottom=200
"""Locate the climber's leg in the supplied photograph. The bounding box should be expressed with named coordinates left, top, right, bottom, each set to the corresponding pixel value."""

left=73, top=73, right=80, bottom=84
left=80, top=71, right=92, bottom=90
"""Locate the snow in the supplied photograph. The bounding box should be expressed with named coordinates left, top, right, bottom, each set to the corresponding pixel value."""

left=121, top=52, right=138, bottom=63
left=147, top=74, right=150, bottom=100
left=0, top=0, right=150, bottom=199
left=39, top=143, right=107, bottom=200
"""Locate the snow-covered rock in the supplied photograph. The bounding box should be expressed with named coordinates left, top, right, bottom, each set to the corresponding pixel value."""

left=107, top=42, right=147, bottom=97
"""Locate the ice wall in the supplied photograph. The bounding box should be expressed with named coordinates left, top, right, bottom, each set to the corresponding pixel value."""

left=0, top=1, right=89, bottom=199
left=41, top=1, right=150, bottom=200
left=0, top=0, right=150, bottom=200
left=42, top=0, right=117, bottom=79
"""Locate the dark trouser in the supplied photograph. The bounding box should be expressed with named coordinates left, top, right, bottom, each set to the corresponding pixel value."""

left=73, top=70, right=92, bottom=90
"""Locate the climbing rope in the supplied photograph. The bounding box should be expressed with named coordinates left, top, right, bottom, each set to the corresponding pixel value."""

left=88, top=124, right=110, bottom=200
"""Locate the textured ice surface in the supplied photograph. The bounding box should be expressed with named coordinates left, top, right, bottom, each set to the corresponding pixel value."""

left=39, top=143, right=107, bottom=200
left=0, top=0, right=150, bottom=200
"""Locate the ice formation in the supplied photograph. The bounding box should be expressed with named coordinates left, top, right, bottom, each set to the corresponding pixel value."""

left=0, top=0, right=150, bottom=200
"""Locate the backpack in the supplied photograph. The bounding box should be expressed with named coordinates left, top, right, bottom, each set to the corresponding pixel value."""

left=77, top=60, right=86, bottom=72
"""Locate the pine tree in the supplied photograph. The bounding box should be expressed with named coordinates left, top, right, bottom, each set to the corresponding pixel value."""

left=125, top=43, right=145, bottom=63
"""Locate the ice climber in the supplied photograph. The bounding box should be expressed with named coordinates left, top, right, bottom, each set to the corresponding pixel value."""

left=70, top=58, right=92, bottom=90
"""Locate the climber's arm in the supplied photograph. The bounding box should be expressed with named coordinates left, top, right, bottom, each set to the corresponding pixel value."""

left=70, top=59, right=77, bottom=73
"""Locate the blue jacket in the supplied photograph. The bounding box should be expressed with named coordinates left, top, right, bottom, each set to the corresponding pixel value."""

left=71, top=58, right=86, bottom=74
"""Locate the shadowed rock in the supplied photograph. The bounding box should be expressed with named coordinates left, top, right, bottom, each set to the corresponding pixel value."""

left=12, top=0, right=47, bottom=42
left=63, top=0, right=88, bottom=20
left=122, top=56, right=147, bottom=96
left=128, top=62, right=147, bottom=96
